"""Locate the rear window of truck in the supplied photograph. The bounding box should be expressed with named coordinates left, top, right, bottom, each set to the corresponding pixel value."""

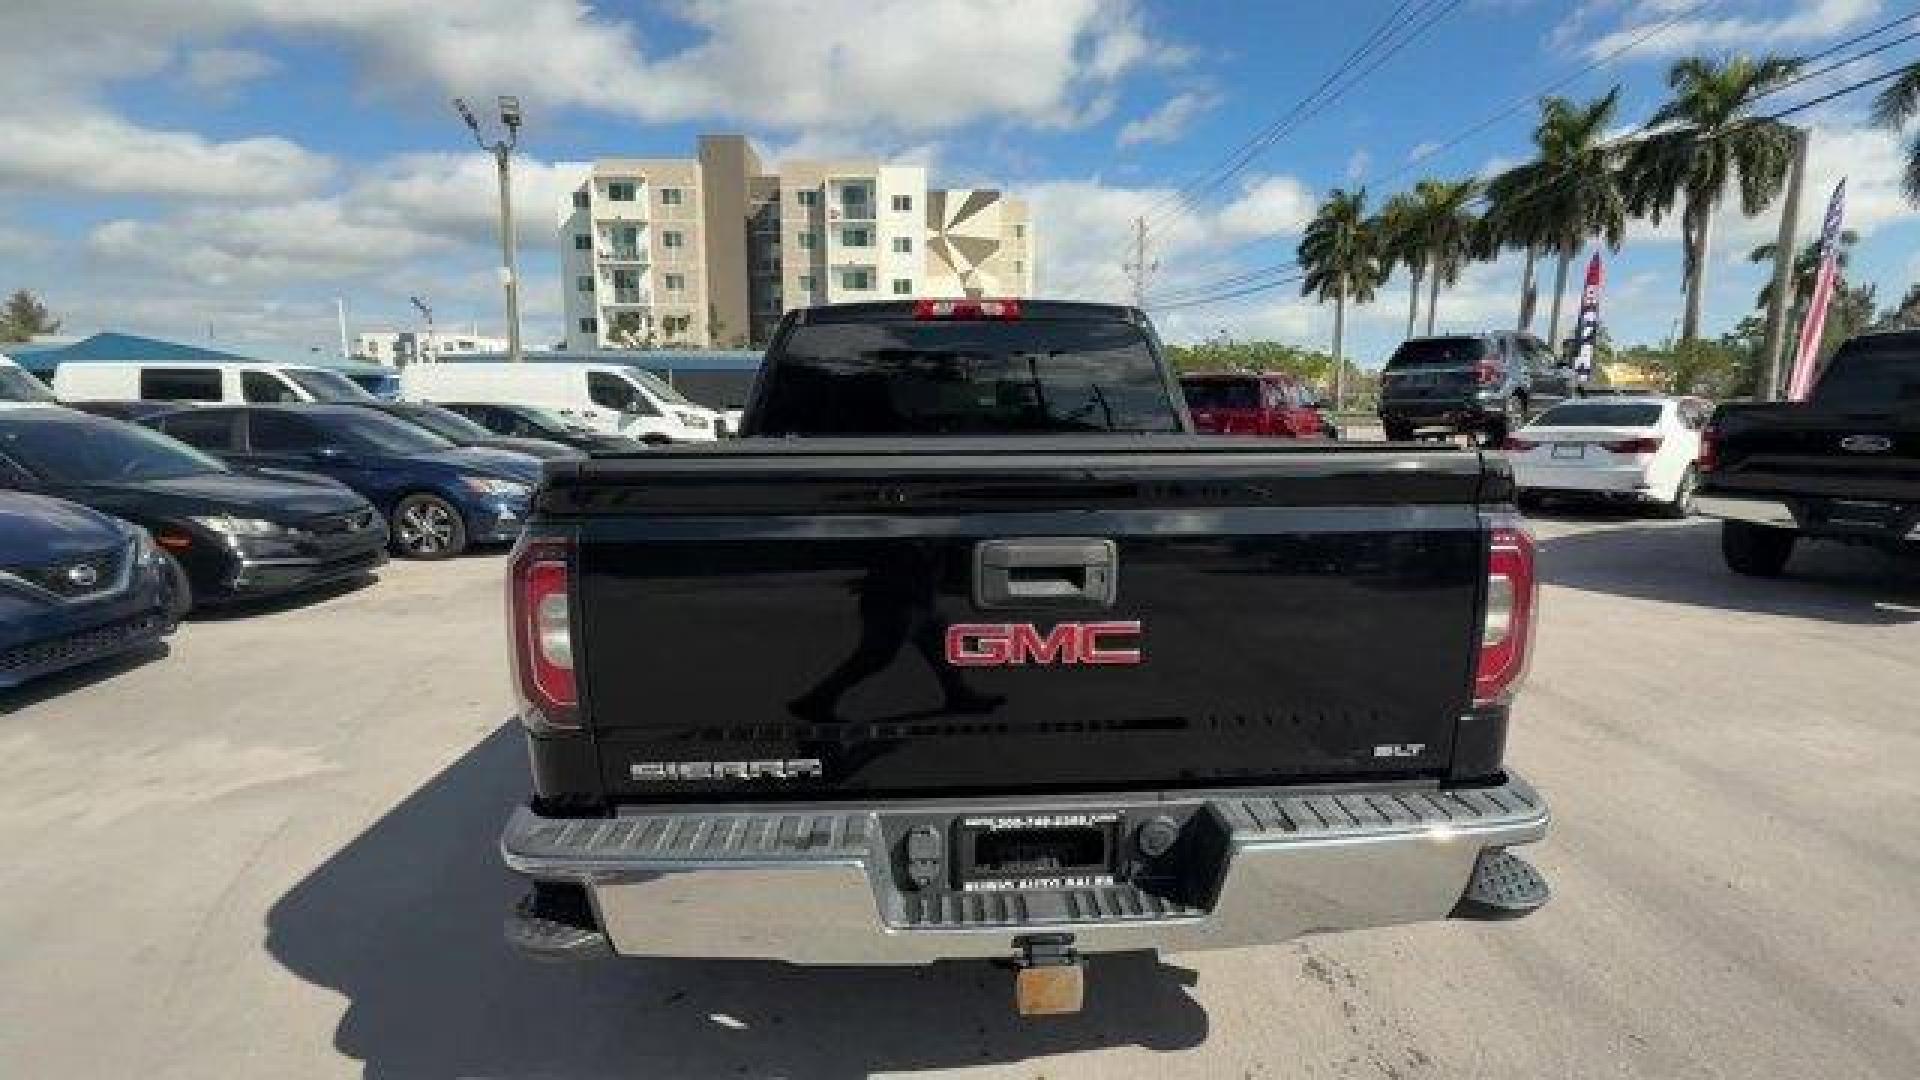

left=1814, top=338, right=1920, bottom=407
left=1181, top=378, right=1261, bottom=410
left=1386, top=338, right=1486, bottom=369
left=755, top=320, right=1183, bottom=435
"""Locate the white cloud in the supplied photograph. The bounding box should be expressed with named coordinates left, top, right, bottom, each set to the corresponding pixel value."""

left=1569, top=0, right=1884, bottom=61
left=1117, top=91, right=1217, bottom=146
left=1346, top=148, right=1372, bottom=181
left=180, top=46, right=277, bottom=93
left=0, top=112, right=330, bottom=199
left=1407, top=140, right=1442, bottom=163
left=1215, top=175, right=1316, bottom=237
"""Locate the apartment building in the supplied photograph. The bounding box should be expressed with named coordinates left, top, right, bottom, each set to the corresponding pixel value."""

left=561, top=135, right=1033, bottom=350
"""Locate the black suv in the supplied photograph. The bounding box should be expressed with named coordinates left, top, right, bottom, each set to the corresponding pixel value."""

left=1378, top=333, right=1574, bottom=443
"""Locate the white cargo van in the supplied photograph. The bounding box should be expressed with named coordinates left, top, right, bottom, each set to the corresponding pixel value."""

left=52, top=362, right=374, bottom=405
left=0, top=355, right=58, bottom=407
left=399, top=362, right=718, bottom=443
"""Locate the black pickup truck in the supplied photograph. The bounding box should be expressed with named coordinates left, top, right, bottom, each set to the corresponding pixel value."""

left=498, top=300, right=1551, bottom=1013
left=1698, top=330, right=1920, bottom=576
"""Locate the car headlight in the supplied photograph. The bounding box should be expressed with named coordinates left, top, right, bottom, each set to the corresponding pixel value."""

left=190, top=514, right=291, bottom=538
left=677, top=411, right=710, bottom=428
left=462, top=476, right=531, bottom=499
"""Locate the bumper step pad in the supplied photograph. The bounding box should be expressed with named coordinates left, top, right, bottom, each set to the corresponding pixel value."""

left=1451, top=848, right=1550, bottom=920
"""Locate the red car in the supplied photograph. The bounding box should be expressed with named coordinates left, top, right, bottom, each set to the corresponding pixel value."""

left=1180, top=372, right=1336, bottom=439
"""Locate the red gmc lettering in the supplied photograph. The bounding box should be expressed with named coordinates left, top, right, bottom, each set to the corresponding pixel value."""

left=945, top=621, right=1143, bottom=666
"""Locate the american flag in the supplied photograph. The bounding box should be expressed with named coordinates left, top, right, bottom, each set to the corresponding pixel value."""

left=1787, top=179, right=1846, bottom=401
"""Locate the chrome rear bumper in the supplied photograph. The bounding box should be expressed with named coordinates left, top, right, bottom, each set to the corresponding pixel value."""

left=1694, top=495, right=1797, bottom=527
left=501, top=775, right=1550, bottom=964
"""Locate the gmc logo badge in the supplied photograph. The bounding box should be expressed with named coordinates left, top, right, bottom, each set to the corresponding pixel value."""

left=945, top=621, right=1143, bottom=666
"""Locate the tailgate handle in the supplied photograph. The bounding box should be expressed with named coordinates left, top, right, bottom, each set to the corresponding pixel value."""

left=975, top=539, right=1117, bottom=609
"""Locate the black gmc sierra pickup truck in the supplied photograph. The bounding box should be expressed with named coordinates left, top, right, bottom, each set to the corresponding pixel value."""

left=1698, top=330, right=1919, bottom=576
left=498, top=299, right=1551, bottom=1013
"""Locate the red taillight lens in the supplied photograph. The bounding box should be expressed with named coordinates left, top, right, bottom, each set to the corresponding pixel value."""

left=1501, top=437, right=1538, bottom=452
left=1474, top=360, right=1501, bottom=386
left=912, top=297, right=1021, bottom=320
left=1474, top=518, right=1537, bottom=707
left=1698, top=426, right=1721, bottom=472
left=509, top=536, right=577, bottom=731
left=1601, top=437, right=1663, bottom=455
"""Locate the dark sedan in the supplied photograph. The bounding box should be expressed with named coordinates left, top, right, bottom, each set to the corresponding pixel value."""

left=147, top=404, right=541, bottom=559
left=438, top=401, right=647, bottom=456
left=0, top=406, right=388, bottom=610
left=0, top=491, right=180, bottom=689
left=350, top=400, right=583, bottom=461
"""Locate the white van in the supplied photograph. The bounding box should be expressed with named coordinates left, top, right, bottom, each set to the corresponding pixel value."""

left=399, top=362, right=719, bottom=443
left=0, top=355, right=58, bottom=408
left=52, top=362, right=374, bottom=405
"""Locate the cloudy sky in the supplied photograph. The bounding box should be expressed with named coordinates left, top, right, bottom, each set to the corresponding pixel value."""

left=1, top=0, right=1915, bottom=365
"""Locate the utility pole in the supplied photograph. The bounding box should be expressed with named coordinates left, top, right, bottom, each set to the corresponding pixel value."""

left=1121, top=216, right=1157, bottom=309
left=335, top=298, right=350, bottom=360
left=410, top=295, right=436, bottom=366
left=454, top=96, right=525, bottom=363
left=1760, top=127, right=1808, bottom=402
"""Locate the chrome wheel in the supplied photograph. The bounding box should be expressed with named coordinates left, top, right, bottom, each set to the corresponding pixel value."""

left=393, top=495, right=463, bottom=557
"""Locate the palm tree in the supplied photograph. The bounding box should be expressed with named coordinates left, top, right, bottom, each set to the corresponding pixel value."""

left=1378, top=192, right=1427, bottom=337
left=1406, top=178, right=1481, bottom=334
left=1747, top=229, right=1857, bottom=309
left=1483, top=166, right=1551, bottom=332
left=1489, top=89, right=1630, bottom=353
left=1297, top=187, right=1386, bottom=409
left=1870, top=63, right=1920, bottom=201
left=1625, top=57, right=1803, bottom=343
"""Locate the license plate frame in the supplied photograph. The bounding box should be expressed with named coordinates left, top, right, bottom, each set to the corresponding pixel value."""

left=1552, top=443, right=1586, bottom=460
left=954, top=812, right=1122, bottom=893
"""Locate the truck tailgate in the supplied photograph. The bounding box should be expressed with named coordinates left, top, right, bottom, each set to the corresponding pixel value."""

left=548, top=441, right=1495, bottom=801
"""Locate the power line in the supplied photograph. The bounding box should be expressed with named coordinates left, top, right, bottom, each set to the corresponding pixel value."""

left=1149, top=0, right=1717, bottom=307
left=1763, top=61, right=1915, bottom=120
left=1061, top=0, right=1459, bottom=298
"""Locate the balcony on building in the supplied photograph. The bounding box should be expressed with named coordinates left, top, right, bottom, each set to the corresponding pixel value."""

left=827, top=176, right=876, bottom=223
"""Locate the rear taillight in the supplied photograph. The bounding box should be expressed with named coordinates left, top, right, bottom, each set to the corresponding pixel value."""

left=1474, top=360, right=1501, bottom=386
left=1501, top=437, right=1538, bottom=452
left=1474, top=517, right=1538, bottom=707
left=509, top=536, right=577, bottom=732
left=912, top=297, right=1021, bottom=320
left=1601, top=437, right=1663, bottom=455
left=1698, top=426, right=1721, bottom=472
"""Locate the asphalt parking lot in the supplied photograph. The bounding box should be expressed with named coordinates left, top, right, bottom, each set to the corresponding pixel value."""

left=2, top=514, right=1916, bottom=1079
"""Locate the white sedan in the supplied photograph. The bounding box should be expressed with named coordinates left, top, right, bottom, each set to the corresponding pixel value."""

left=1503, top=396, right=1710, bottom=517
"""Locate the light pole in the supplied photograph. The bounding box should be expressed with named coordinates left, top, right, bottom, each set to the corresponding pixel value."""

left=410, top=295, right=436, bottom=366
left=454, top=95, right=525, bottom=363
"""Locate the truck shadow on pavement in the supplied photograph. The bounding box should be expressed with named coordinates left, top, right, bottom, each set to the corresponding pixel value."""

left=1532, top=516, right=1920, bottom=626
left=265, top=726, right=1209, bottom=1079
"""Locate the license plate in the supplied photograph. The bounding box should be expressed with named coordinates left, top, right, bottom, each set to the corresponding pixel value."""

left=1552, top=444, right=1585, bottom=460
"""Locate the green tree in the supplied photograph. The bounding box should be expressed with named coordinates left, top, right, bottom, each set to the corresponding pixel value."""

left=1297, top=187, right=1386, bottom=409
left=1377, top=191, right=1427, bottom=338
left=1870, top=62, right=1920, bottom=202
left=1487, top=89, right=1630, bottom=353
left=0, top=290, right=60, bottom=342
left=1624, top=55, right=1804, bottom=343
left=1872, top=282, right=1920, bottom=331
left=1747, top=229, right=1857, bottom=309
left=1165, top=338, right=1335, bottom=383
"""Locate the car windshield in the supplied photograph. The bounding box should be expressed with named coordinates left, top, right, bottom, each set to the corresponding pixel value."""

left=1812, top=337, right=1920, bottom=407
left=1181, top=378, right=1261, bottom=410
left=758, top=320, right=1182, bottom=435
left=322, top=409, right=455, bottom=454
left=629, top=368, right=692, bottom=405
left=1387, top=338, right=1487, bottom=369
left=0, top=366, right=56, bottom=403
left=395, top=404, right=492, bottom=442
left=1, top=411, right=226, bottom=482
left=1531, top=401, right=1664, bottom=427
left=284, top=368, right=376, bottom=402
